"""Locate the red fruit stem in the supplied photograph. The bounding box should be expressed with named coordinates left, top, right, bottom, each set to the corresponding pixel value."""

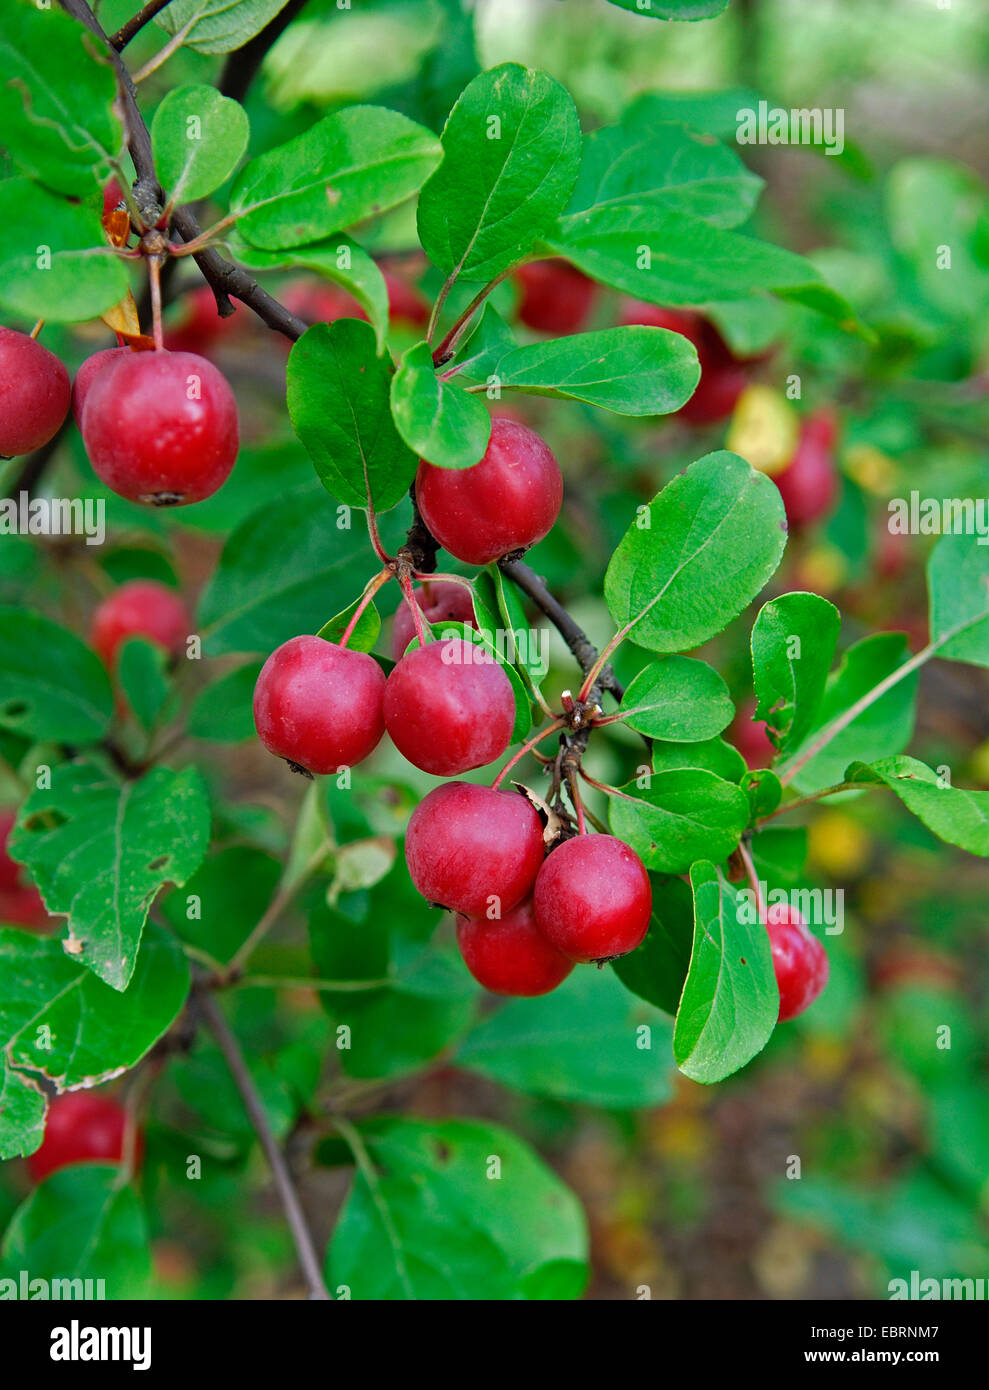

left=491, top=719, right=566, bottom=789
left=338, top=569, right=392, bottom=650
left=431, top=267, right=514, bottom=366
left=397, top=569, right=428, bottom=648
left=738, top=840, right=767, bottom=919
left=148, top=255, right=164, bottom=350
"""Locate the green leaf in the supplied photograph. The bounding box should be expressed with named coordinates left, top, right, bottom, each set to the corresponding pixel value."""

left=317, top=598, right=382, bottom=654
left=475, top=567, right=547, bottom=696
left=230, top=234, right=390, bottom=350
left=604, top=452, right=787, bottom=653
left=1, top=1165, right=150, bottom=1297
left=391, top=340, right=491, bottom=468
left=619, top=656, right=734, bottom=740
left=751, top=592, right=840, bottom=754
left=606, top=768, right=749, bottom=874
left=886, top=159, right=989, bottom=321
left=287, top=320, right=418, bottom=510
left=490, top=326, right=699, bottom=415
left=0, top=1057, right=44, bottom=1161
left=451, top=302, right=516, bottom=379
left=927, top=532, right=989, bottom=667
left=606, top=0, right=729, bottom=17
left=649, top=735, right=746, bottom=782
left=782, top=633, right=919, bottom=794
left=546, top=204, right=862, bottom=328
left=0, top=608, right=112, bottom=744
left=742, top=767, right=782, bottom=821
left=197, top=487, right=403, bottom=655
left=231, top=106, right=442, bottom=250
left=0, top=1, right=120, bottom=195
left=0, top=922, right=188, bottom=1105
left=846, top=757, right=989, bottom=857
left=0, top=179, right=128, bottom=323
left=417, top=63, right=581, bottom=282
left=160, top=845, right=280, bottom=963
left=152, top=84, right=249, bottom=204
left=117, top=638, right=171, bottom=735
left=457, top=968, right=674, bottom=1108
left=328, top=1117, right=587, bottom=1299
left=564, top=119, right=761, bottom=231
left=9, top=761, right=211, bottom=991
left=613, top=875, right=695, bottom=1017
left=673, top=862, right=778, bottom=1083
left=187, top=661, right=263, bottom=743
left=156, top=0, right=291, bottom=54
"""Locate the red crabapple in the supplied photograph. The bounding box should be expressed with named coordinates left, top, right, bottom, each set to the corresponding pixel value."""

left=533, top=834, right=652, bottom=962
left=81, top=349, right=238, bottom=505
left=72, top=347, right=132, bottom=428
left=0, top=327, right=71, bottom=457
left=405, top=781, right=545, bottom=917
left=90, top=580, right=190, bottom=669
left=457, top=897, right=573, bottom=996
left=253, top=634, right=386, bottom=776
left=27, top=1091, right=138, bottom=1183
left=619, top=300, right=748, bottom=425
left=391, top=581, right=476, bottom=660
left=383, top=637, right=515, bottom=775
left=763, top=903, right=829, bottom=1022
left=415, top=419, right=563, bottom=566
left=515, top=260, right=597, bottom=336
left=774, top=410, right=839, bottom=527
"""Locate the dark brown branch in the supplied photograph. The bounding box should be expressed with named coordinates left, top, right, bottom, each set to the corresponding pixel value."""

left=198, top=988, right=331, bottom=1301
left=110, top=0, right=176, bottom=50
left=499, top=555, right=625, bottom=702
left=218, top=0, right=310, bottom=104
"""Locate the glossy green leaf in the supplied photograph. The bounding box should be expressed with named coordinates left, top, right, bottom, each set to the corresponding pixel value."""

left=9, top=761, right=210, bottom=991
left=288, top=320, right=417, bottom=510
left=0, top=608, right=112, bottom=744
left=613, top=875, right=695, bottom=1018
left=673, top=862, right=778, bottom=1083
left=391, top=340, right=492, bottom=468
left=152, top=84, right=249, bottom=204
left=232, top=106, right=442, bottom=250
left=846, top=757, right=989, bottom=856
left=418, top=63, right=581, bottom=282
left=187, top=661, right=264, bottom=743
left=457, top=968, right=674, bottom=1108
left=157, top=0, right=291, bottom=54
left=0, top=1057, right=44, bottom=1161
left=490, top=326, right=699, bottom=415
left=648, top=736, right=746, bottom=782
left=0, top=2, right=120, bottom=195
left=328, top=1117, right=588, bottom=1299
left=1, top=1165, right=150, bottom=1297
left=0, top=179, right=128, bottom=323
left=317, top=597, right=382, bottom=654
left=606, top=768, right=749, bottom=874
left=604, top=452, right=787, bottom=653
left=751, top=591, right=840, bottom=754
left=619, top=656, right=734, bottom=740
left=117, top=638, right=171, bottom=735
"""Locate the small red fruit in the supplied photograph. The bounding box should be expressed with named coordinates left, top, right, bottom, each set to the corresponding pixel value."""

left=0, top=327, right=71, bottom=457
left=405, top=781, right=545, bottom=917
left=383, top=638, right=515, bottom=775
left=515, top=260, right=597, bottom=336
left=415, top=419, right=563, bottom=566
left=391, top=581, right=476, bottom=660
left=774, top=410, right=839, bottom=527
left=619, top=300, right=748, bottom=424
left=253, top=635, right=386, bottom=776
left=81, top=349, right=238, bottom=506
left=72, top=347, right=132, bottom=428
left=0, top=808, right=47, bottom=928
left=457, top=897, right=573, bottom=996
left=27, top=1091, right=137, bottom=1183
left=90, top=580, right=190, bottom=669
left=764, top=903, right=829, bottom=1022
left=533, top=834, right=652, bottom=963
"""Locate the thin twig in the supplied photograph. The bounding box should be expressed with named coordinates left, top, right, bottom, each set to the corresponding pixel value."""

left=111, top=0, right=176, bottom=50
left=199, top=988, right=331, bottom=1301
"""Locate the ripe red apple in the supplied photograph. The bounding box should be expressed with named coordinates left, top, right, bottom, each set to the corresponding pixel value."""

left=774, top=410, right=839, bottom=527
left=764, top=903, right=829, bottom=1021
left=0, top=327, right=71, bottom=457
left=90, top=580, right=190, bottom=669
left=391, top=581, right=476, bottom=660
left=72, top=347, right=132, bottom=428
left=533, top=834, right=652, bottom=962
left=457, top=897, right=573, bottom=996
left=27, top=1091, right=138, bottom=1183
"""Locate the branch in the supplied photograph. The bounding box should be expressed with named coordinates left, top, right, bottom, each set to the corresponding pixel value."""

left=110, top=0, right=176, bottom=51
left=498, top=555, right=625, bottom=702
left=198, top=987, right=331, bottom=1301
